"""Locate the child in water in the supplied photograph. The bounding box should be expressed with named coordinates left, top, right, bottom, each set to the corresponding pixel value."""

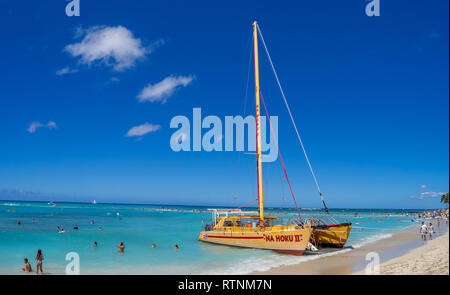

left=22, top=258, right=32, bottom=273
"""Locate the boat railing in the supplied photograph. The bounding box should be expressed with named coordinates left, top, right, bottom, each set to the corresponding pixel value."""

left=301, top=215, right=344, bottom=226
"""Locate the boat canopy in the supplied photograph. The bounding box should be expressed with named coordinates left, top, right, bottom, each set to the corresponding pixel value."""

left=206, top=209, right=277, bottom=220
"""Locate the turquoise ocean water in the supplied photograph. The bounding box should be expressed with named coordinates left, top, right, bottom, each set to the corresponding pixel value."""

left=0, top=201, right=425, bottom=274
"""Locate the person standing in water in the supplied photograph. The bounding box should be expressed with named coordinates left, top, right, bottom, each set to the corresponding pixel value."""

left=420, top=222, right=428, bottom=243
left=35, top=249, right=44, bottom=274
left=117, top=242, right=125, bottom=252
left=428, top=222, right=434, bottom=240
left=93, top=241, right=98, bottom=247
left=437, top=217, right=441, bottom=232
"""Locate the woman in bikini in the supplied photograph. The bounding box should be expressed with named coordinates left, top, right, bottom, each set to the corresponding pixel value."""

left=35, top=249, right=44, bottom=274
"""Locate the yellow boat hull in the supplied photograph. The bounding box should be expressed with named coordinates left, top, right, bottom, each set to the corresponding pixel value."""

left=198, top=226, right=312, bottom=255
left=312, top=223, right=352, bottom=248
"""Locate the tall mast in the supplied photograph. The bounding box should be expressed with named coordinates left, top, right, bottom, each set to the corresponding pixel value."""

left=253, top=21, right=264, bottom=221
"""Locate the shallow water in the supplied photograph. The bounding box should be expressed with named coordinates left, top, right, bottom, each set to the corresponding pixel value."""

left=0, top=201, right=424, bottom=274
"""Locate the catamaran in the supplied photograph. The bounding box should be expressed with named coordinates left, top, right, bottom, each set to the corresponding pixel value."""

left=198, top=21, right=312, bottom=255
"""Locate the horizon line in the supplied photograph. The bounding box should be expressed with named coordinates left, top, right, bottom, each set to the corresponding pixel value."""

left=0, top=199, right=445, bottom=211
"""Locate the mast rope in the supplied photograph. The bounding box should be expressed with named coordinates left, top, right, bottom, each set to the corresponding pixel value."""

left=235, top=198, right=258, bottom=209
left=234, top=30, right=254, bottom=206
left=260, top=91, right=302, bottom=223
left=257, top=24, right=329, bottom=213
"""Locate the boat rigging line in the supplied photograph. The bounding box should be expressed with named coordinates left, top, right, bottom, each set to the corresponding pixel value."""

left=260, top=90, right=302, bottom=223
left=257, top=23, right=329, bottom=213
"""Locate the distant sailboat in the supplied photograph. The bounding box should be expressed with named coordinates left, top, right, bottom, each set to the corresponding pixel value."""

left=92, top=200, right=97, bottom=205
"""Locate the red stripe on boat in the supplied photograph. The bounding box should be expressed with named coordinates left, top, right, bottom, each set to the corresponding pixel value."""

left=206, top=235, right=264, bottom=239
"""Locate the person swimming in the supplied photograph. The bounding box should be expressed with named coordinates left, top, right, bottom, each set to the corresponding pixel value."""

left=93, top=241, right=98, bottom=247
left=174, top=244, right=179, bottom=251
left=59, top=228, right=68, bottom=233
left=117, top=242, right=125, bottom=252
left=74, top=225, right=79, bottom=230
left=22, top=258, right=32, bottom=273
left=35, top=249, right=44, bottom=274
left=152, top=243, right=157, bottom=248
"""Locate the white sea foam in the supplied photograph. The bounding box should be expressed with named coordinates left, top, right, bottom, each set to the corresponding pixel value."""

left=1, top=203, right=20, bottom=206
left=351, top=233, right=393, bottom=248
left=202, top=248, right=354, bottom=275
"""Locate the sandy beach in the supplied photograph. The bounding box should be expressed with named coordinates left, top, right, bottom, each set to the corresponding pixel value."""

left=362, top=230, right=449, bottom=275
left=252, top=220, right=449, bottom=275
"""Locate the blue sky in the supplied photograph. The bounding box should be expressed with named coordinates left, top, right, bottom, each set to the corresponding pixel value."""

left=0, top=0, right=448, bottom=209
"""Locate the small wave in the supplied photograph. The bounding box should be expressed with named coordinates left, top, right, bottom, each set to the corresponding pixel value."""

left=202, top=248, right=354, bottom=275
left=351, top=233, right=393, bottom=248
left=1, top=203, right=20, bottom=206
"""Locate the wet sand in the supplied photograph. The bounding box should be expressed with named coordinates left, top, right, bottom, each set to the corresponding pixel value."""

left=356, top=230, right=449, bottom=275
left=251, top=220, right=448, bottom=275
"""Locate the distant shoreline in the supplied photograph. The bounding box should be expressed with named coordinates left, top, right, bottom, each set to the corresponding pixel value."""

left=0, top=199, right=442, bottom=212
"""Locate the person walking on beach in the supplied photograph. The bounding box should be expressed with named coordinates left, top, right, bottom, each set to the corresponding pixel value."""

left=428, top=222, right=434, bottom=240
left=437, top=218, right=441, bottom=232
left=35, top=249, right=44, bottom=274
left=420, top=222, right=428, bottom=243
left=117, top=242, right=125, bottom=253
left=22, top=258, right=32, bottom=273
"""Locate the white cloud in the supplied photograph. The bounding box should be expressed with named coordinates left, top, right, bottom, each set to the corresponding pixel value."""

left=126, top=123, right=161, bottom=137
left=137, top=75, right=194, bottom=103
left=47, top=121, right=58, bottom=129
left=420, top=184, right=428, bottom=189
left=27, top=122, right=44, bottom=133
left=27, top=121, right=58, bottom=133
left=410, top=191, right=445, bottom=200
left=64, top=25, right=149, bottom=71
left=56, top=66, right=78, bottom=76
